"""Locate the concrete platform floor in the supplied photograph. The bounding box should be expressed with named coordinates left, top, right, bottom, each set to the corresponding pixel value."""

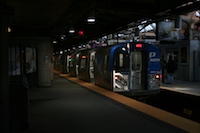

left=12, top=74, right=199, bottom=133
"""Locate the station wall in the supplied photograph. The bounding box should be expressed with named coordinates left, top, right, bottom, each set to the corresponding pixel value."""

left=9, top=36, right=53, bottom=87
left=157, top=40, right=200, bottom=81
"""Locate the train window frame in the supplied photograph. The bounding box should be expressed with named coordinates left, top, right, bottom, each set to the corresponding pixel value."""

left=114, top=52, right=129, bottom=71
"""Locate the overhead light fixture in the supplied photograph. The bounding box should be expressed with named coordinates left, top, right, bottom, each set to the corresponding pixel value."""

left=8, top=27, right=11, bottom=33
left=164, top=19, right=170, bottom=22
left=53, top=40, right=57, bottom=44
left=60, top=35, right=66, bottom=40
left=69, top=29, right=75, bottom=33
left=87, top=17, right=95, bottom=23
left=87, top=11, right=95, bottom=24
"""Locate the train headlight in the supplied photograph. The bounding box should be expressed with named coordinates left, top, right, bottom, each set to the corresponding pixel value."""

left=155, top=74, right=161, bottom=79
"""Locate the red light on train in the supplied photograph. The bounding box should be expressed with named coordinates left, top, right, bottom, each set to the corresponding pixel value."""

left=136, top=43, right=143, bottom=48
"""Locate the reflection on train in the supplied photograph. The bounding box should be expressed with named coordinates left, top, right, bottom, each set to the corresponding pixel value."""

left=55, top=42, right=161, bottom=97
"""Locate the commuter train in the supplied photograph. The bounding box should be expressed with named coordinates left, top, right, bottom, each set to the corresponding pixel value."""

left=57, top=42, right=161, bottom=97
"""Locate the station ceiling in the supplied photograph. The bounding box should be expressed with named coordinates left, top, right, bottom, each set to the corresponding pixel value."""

left=4, top=0, right=200, bottom=51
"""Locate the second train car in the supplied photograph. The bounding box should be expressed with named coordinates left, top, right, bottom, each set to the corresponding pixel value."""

left=68, top=42, right=161, bottom=97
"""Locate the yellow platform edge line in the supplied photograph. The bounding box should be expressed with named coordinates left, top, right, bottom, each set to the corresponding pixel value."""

left=54, top=71, right=200, bottom=133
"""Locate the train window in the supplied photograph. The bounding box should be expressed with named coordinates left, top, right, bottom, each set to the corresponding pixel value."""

left=76, top=57, right=79, bottom=65
left=132, top=52, right=142, bottom=71
left=114, top=53, right=129, bottom=71
left=90, top=53, right=95, bottom=67
left=70, top=59, right=73, bottom=67
left=104, top=55, right=110, bottom=71
left=80, top=58, right=86, bottom=68
left=119, top=54, right=123, bottom=67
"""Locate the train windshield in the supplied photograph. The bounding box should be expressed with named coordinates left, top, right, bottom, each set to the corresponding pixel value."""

left=114, top=53, right=129, bottom=71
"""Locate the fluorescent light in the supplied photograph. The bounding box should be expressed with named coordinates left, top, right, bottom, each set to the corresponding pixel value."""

left=87, top=18, right=95, bottom=23
left=53, top=40, right=57, bottom=44
left=8, top=27, right=11, bottom=33
left=69, top=29, right=75, bottom=33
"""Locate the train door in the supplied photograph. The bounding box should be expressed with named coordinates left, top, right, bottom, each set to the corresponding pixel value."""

left=130, top=51, right=147, bottom=90
left=75, top=53, right=80, bottom=77
left=113, top=52, right=129, bottom=92
left=78, top=54, right=87, bottom=80
left=66, top=55, right=69, bottom=73
left=89, top=51, right=95, bottom=83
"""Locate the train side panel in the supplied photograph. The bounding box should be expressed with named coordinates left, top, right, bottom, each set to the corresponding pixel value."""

left=78, top=49, right=96, bottom=82
left=94, top=46, right=113, bottom=90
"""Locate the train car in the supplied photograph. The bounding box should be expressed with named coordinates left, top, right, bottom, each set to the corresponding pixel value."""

left=78, top=48, right=96, bottom=83
left=94, top=42, right=161, bottom=96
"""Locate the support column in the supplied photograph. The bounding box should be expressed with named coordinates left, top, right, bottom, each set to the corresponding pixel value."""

left=0, top=5, right=14, bottom=133
left=155, top=22, right=159, bottom=41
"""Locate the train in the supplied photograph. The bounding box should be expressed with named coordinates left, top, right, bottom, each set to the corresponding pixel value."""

left=55, top=42, right=161, bottom=97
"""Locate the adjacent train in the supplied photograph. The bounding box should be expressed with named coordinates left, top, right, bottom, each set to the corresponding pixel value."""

left=56, top=42, right=161, bottom=97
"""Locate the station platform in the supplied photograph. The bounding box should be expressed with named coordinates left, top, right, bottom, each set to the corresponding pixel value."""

left=12, top=72, right=199, bottom=133
left=160, top=80, right=200, bottom=97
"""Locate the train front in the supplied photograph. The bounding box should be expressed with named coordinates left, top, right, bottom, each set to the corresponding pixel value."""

left=112, top=42, right=161, bottom=96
